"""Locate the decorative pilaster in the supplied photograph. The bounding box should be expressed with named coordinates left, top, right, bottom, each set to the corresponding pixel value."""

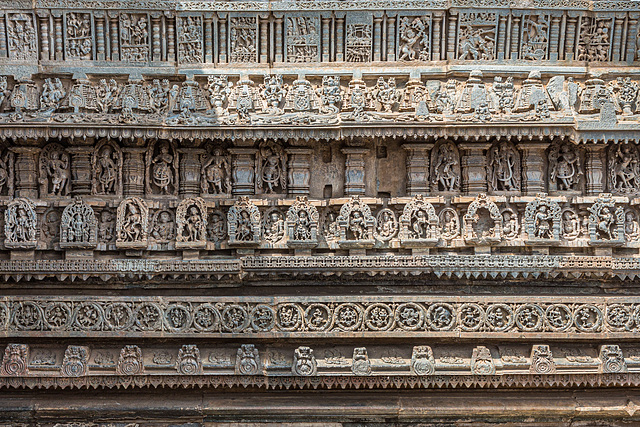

left=549, top=16, right=561, bottom=61
left=510, top=16, right=520, bottom=60
left=519, top=142, right=549, bottom=195
left=151, top=13, right=162, bottom=61
left=432, top=13, right=442, bottom=61
left=12, top=146, right=39, bottom=199
left=229, top=148, right=256, bottom=196
left=322, top=16, right=331, bottom=62
left=259, top=15, right=269, bottom=63
left=386, top=16, right=396, bottom=62
left=0, top=12, right=7, bottom=59
left=459, top=143, right=492, bottom=195
left=585, top=144, right=606, bottom=195
left=37, top=11, right=50, bottom=61
left=373, top=15, right=383, bottom=61
left=447, top=14, right=457, bottom=60
left=286, top=148, right=313, bottom=196
left=178, top=149, right=204, bottom=197
left=612, top=13, right=624, bottom=61
left=274, top=16, right=283, bottom=62
left=218, top=14, right=227, bottom=63
left=204, top=14, right=214, bottom=63
left=95, top=12, right=106, bottom=60
left=68, top=146, right=93, bottom=196
left=625, top=14, right=639, bottom=62
left=402, top=144, right=432, bottom=196
left=335, top=15, right=345, bottom=61
left=109, top=12, right=119, bottom=61
left=497, top=15, right=507, bottom=60
left=53, top=12, right=63, bottom=61
left=564, top=14, right=578, bottom=61
left=166, top=12, right=176, bottom=62
left=342, top=148, right=369, bottom=196
left=122, top=147, right=145, bottom=197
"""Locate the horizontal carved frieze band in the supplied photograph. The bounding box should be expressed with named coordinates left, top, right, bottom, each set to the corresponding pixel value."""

left=1, top=296, right=640, bottom=337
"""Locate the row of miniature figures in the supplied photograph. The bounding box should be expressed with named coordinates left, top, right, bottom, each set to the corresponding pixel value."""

left=4, top=193, right=640, bottom=251
left=1, top=70, right=639, bottom=123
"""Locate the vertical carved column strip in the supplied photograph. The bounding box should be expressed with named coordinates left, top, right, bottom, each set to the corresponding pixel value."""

left=386, top=15, right=396, bottom=62
left=218, top=13, right=227, bottom=63
left=53, top=13, right=63, bottom=60
left=342, top=148, right=369, bottom=196
left=166, top=12, right=175, bottom=62
left=95, top=12, right=106, bottom=60
left=432, top=13, right=442, bottom=61
left=229, top=148, right=256, bottom=196
left=0, top=13, right=7, bottom=59
left=151, top=13, right=161, bottom=61
left=178, top=149, right=204, bottom=198
left=37, top=12, right=50, bottom=61
left=274, top=16, right=283, bottom=62
left=109, top=12, right=119, bottom=61
left=373, top=15, right=383, bottom=61
left=518, top=142, right=549, bottom=195
left=510, top=16, right=520, bottom=60
left=625, top=14, right=639, bottom=62
left=447, top=14, right=457, bottom=60
left=259, top=15, right=269, bottom=63
left=585, top=144, right=606, bottom=195
left=286, top=148, right=313, bottom=196
left=459, top=143, right=491, bottom=195
left=122, top=147, right=145, bottom=197
left=336, top=15, right=345, bottom=61
left=12, top=146, right=40, bottom=199
left=68, top=146, right=93, bottom=196
left=612, top=13, right=625, bottom=61
left=205, top=14, right=214, bottom=63
left=402, top=144, right=432, bottom=196
left=565, top=14, right=577, bottom=61
left=497, top=15, right=507, bottom=60
left=322, top=16, right=331, bottom=62
left=549, top=16, right=561, bottom=61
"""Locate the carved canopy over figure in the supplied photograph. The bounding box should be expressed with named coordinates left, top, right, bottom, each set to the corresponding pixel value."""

left=588, top=193, right=625, bottom=245
left=176, top=197, right=207, bottom=249
left=227, top=196, right=260, bottom=246
left=336, top=196, right=376, bottom=249
left=487, top=140, right=521, bottom=192
left=257, top=140, right=287, bottom=194
left=201, top=147, right=231, bottom=195
left=92, top=139, right=122, bottom=196
left=286, top=196, right=319, bottom=248
left=4, top=197, right=37, bottom=249
left=549, top=140, right=584, bottom=192
left=524, top=193, right=562, bottom=242
left=609, top=144, right=640, bottom=194
left=463, top=193, right=503, bottom=245
left=431, top=140, right=461, bottom=192
left=399, top=195, right=439, bottom=247
left=116, top=197, right=149, bottom=249
left=146, top=140, right=178, bottom=195
left=39, top=143, right=70, bottom=197
left=60, top=198, right=98, bottom=249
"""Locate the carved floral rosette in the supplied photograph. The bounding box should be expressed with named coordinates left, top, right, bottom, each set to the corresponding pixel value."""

left=399, top=195, right=439, bottom=248
left=524, top=193, right=561, bottom=244
left=60, top=198, right=98, bottom=249
left=286, top=196, right=319, bottom=249
left=227, top=196, right=260, bottom=246
left=116, top=197, right=149, bottom=249
left=4, top=197, right=38, bottom=249
left=175, top=197, right=207, bottom=249
left=337, top=197, right=376, bottom=249
left=462, top=194, right=503, bottom=245
left=588, top=193, right=625, bottom=246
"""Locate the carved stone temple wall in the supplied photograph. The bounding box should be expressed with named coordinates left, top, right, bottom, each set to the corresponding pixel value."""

left=3, top=0, right=640, bottom=425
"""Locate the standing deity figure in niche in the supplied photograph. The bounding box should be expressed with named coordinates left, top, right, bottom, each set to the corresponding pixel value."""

left=201, top=149, right=231, bottom=194
left=549, top=143, right=583, bottom=191
left=534, top=205, right=551, bottom=238
left=488, top=142, right=519, bottom=192
left=258, top=141, right=287, bottom=193
left=98, top=210, right=115, bottom=243
left=184, top=206, right=204, bottom=242
left=294, top=210, right=311, bottom=240
left=412, top=209, right=430, bottom=238
left=609, top=145, right=640, bottom=194
left=596, top=207, right=615, bottom=240
left=95, top=145, right=118, bottom=194
left=39, top=145, right=70, bottom=196
left=4, top=198, right=37, bottom=248
left=237, top=211, right=253, bottom=241
left=152, top=142, right=174, bottom=194
left=122, top=203, right=143, bottom=242
left=349, top=211, right=367, bottom=240
left=117, top=198, right=149, bottom=247
left=432, top=142, right=460, bottom=192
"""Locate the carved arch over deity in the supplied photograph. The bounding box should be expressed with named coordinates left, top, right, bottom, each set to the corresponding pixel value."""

left=430, top=139, right=461, bottom=193
left=176, top=197, right=207, bottom=249
left=4, top=197, right=37, bottom=249
left=548, top=138, right=584, bottom=193
left=337, top=196, right=376, bottom=249
left=487, top=140, right=521, bottom=193
left=116, top=197, right=149, bottom=249
left=463, top=193, right=503, bottom=245
left=38, top=143, right=71, bottom=197
left=588, top=193, right=625, bottom=246
left=92, top=139, right=123, bottom=196
left=524, top=193, right=562, bottom=243
left=399, top=195, right=439, bottom=248
left=60, top=198, right=98, bottom=249
left=146, top=140, right=179, bottom=195
left=286, top=196, right=319, bottom=248
left=227, top=196, right=260, bottom=246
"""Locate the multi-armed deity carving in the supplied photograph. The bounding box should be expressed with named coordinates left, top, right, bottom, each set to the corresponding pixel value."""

left=39, top=144, right=70, bottom=197
left=149, top=209, right=176, bottom=243
left=6, top=13, right=37, bottom=61
left=520, top=14, right=549, bottom=61
left=286, top=196, right=319, bottom=248
left=588, top=194, right=625, bottom=245
left=260, top=75, right=287, bottom=115
left=207, top=210, right=227, bottom=244
left=65, top=12, right=92, bottom=60
left=201, top=146, right=232, bottom=195
left=399, top=195, right=439, bottom=247
left=524, top=194, right=562, bottom=243
left=608, top=144, right=640, bottom=195
left=40, top=78, right=66, bottom=114
left=398, top=16, right=430, bottom=61
left=286, top=16, right=319, bottom=63
left=374, top=209, right=398, bottom=243
left=487, top=141, right=521, bottom=193
left=369, top=77, right=404, bottom=113
left=257, top=140, right=287, bottom=194
left=116, top=197, right=149, bottom=249
left=228, top=196, right=261, bottom=246
left=92, top=140, right=122, bottom=196
left=317, top=76, right=343, bottom=114
left=463, top=193, right=503, bottom=245
left=431, top=140, right=460, bottom=192
left=60, top=198, right=98, bottom=249
left=262, top=208, right=286, bottom=245
left=176, top=197, right=207, bottom=249
left=146, top=140, right=179, bottom=195
left=4, top=198, right=37, bottom=249
left=458, top=12, right=496, bottom=61
left=207, top=76, right=232, bottom=117
left=439, top=208, right=460, bottom=243
left=548, top=140, right=584, bottom=193
left=336, top=196, right=376, bottom=249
